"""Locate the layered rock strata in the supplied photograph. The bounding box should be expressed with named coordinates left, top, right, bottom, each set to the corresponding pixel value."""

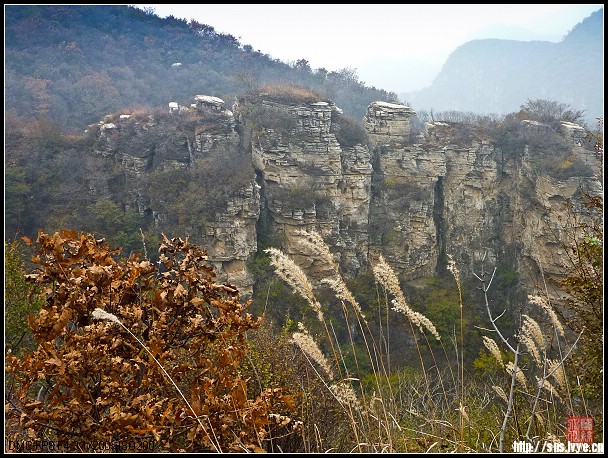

left=91, top=92, right=602, bottom=300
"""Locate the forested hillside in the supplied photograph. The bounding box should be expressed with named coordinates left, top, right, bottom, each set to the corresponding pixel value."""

left=5, top=5, right=397, bottom=132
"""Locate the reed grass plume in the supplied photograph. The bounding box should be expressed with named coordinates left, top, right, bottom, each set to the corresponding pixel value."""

left=482, top=336, right=504, bottom=366
left=528, top=295, right=565, bottom=338
left=373, top=255, right=440, bottom=340
left=536, top=376, right=562, bottom=402
left=291, top=323, right=334, bottom=381
left=92, top=308, right=121, bottom=324
left=492, top=385, right=509, bottom=403
left=295, top=229, right=338, bottom=272
left=409, top=308, right=441, bottom=341
left=519, top=333, right=543, bottom=367
left=264, top=247, right=324, bottom=321
left=547, top=359, right=568, bottom=392
left=446, top=253, right=461, bottom=285
left=330, top=380, right=361, bottom=412
left=458, top=403, right=469, bottom=423
left=295, top=229, right=366, bottom=319
left=520, top=315, right=546, bottom=365
left=321, top=277, right=365, bottom=319
left=506, top=361, right=528, bottom=389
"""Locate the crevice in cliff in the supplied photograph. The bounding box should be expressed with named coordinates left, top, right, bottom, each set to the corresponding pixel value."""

left=433, top=176, right=447, bottom=275
left=368, top=145, right=387, bottom=249
left=253, top=169, right=271, bottom=247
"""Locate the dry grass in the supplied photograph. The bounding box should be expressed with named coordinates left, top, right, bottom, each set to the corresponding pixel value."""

left=247, top=83, right=324, bottom=105
left=262, top=231, right=587, bottom=452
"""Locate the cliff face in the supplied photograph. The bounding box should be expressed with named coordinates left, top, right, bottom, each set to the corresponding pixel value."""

left=91, top=98, right=259, bottom=294
left=90, top=92, right=602, bottom=298
left=234, top=96, right=373, bottom=280
left=366, top=102, right=445, bottom=279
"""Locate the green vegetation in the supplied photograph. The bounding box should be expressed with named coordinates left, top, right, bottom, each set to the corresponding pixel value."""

left=247, top=244, right=310, bottom=328
left=5, top=101, right=255, bottom=255
left=332, top=113, right=368, bottom=148
left=255, top=230, right=602, bottom=451
left=488, top=104, right=597, bottom=179
left=5, top=207, right=602, bottom=451
left=553, top=120, right=603, bottom=413
left=4, top=241, right=44, bottom=355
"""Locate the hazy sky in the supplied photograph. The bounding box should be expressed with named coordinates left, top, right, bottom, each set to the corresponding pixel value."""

left=134, top=4, right=603, bottom=93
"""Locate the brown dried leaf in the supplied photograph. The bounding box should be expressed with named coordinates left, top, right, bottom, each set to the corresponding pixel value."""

left=45, top=358, right=63, bottom=367
left=280, top=394, right=297, bottom=410
left=173, top=283, right=186, bottom=300
left=234, top=379, right=247, bottom=409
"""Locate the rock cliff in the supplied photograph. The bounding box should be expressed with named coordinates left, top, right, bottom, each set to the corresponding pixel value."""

left=90, top=91, right=602, bottom=300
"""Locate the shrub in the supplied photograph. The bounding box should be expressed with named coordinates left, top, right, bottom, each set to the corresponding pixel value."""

left=267, top=185, right=316, bottom=212
left=332, top=113, right=367, bottom=148
left=5, top=230, right=299, bottom=452
left=518, top=99, right=586, bottom=126
left=249, top=104, right=297, bottom=137
left=255, top=83, right=324, bottom=105
left=147, top=148, right=254, bottom=232
left=241, top=321, right=355, bottom=452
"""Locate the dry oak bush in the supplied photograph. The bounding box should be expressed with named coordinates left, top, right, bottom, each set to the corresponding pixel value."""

left=5, top=230, right=299, bottom=452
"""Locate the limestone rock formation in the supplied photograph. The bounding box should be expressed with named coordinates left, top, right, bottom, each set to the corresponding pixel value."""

left=89, top=90, right=602, bottom=303
left=364, top=101, right=416, bottom=147
left=92, top=95, right=258, bottom=294
left=234, top=94, right=373, bottom=280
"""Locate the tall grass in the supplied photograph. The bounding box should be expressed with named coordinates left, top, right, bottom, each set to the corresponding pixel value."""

left=264, top=231, right=455, bottom=451
left=261, top=231, right=585, bottom=452
left=7, top=229, right=591, bottom=452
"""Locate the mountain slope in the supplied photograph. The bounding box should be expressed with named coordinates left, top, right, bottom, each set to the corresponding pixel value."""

left=404, top=8, right=603, bottom=125
left=4, top=5, right=397, bottom=131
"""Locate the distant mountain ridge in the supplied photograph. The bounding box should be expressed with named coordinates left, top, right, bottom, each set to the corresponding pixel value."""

left=402, top=8, right=603, bottom=125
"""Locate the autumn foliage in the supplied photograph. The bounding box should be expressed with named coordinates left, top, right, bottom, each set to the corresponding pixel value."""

left=5, top=230, right=298, bottom=452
